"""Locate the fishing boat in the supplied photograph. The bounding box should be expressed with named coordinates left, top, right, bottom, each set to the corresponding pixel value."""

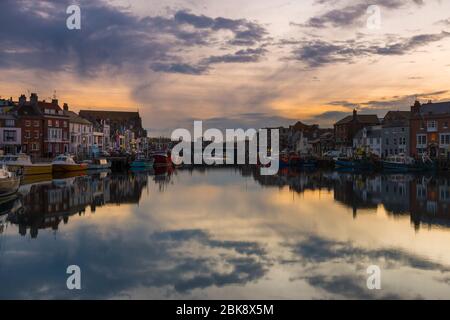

left=130, top=153, right=154, bottom=169
left=381, top=154, right=435, bottom=172
left=52, top=154, right=88, bottom=172
left=0, top=165, right=21, bottom=197
left=0, top=153, right=52, bottom=175
left=83, top=158, right=111, bottom=170
left=334, top=157, right=373, bottom=170
left=152, top=151, right=172, bottom=168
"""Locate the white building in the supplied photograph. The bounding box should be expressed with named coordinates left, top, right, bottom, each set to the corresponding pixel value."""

left=353, top=125, right=383, bottom=157
left=0, top=113, right=21, bottom=154
left=63, top=104, right=93, bottom=157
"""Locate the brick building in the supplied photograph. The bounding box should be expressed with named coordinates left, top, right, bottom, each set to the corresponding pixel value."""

left=16, top=93, right=70, bottom=158
left=334, top=110, right=380, bottom=148
left=16, top=95, right=44, bottom=158
left=33, top=94, right=70, bottom=158
left=410, top=100, right=450, bottom=159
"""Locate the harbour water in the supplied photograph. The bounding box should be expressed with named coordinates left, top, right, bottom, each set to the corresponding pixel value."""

left=1, top=167, right=450, bottom=299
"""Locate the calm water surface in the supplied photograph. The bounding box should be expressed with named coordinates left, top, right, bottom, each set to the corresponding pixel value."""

left=1, top=167, right=450, bottom=299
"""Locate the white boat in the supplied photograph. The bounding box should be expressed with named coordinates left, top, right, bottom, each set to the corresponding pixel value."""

left=83, top=158, right=111, bottom=170
left=0, top=165, right=21, bottom=197
left=52, top=155, right=88, bottom=172
left=0, top=154, right=52, bottom=175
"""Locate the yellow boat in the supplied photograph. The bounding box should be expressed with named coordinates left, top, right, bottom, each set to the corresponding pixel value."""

left=52, top=155, right=88, bottom=172
left=0, top=154, right=53, bottom=176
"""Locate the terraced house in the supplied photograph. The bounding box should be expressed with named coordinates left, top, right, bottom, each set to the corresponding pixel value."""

left=410, top=100, right=450, bottom=159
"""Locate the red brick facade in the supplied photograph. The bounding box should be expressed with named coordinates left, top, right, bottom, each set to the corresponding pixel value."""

left=410, top=101, right=450, bottom=159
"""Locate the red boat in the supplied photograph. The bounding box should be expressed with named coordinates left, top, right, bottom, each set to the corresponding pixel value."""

left=152, top=150, right=173, bottom=167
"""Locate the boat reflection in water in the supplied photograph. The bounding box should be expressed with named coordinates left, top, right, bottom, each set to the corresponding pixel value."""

left=6, top=170, right=149, bottom=238
left=2, top=166, right=450, bottom=299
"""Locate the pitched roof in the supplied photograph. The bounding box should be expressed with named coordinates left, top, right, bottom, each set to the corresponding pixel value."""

left=15, top=104, right=42, bottom=117
left=382, top=111, right=411, bottom=127
left=79, top=110, right=141, bottom=121
left=63, top=110, right=92, bottom=125
left=335, top=114, right=380, bottom=125
left=419, top=101, right=450, bottom=115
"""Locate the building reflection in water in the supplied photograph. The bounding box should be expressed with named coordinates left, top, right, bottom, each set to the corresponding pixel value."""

left=6, top=170, right=150, bottom=238
left=2, top=166, right=450, bottom=238
left=250, top=167, right=450, bottom=231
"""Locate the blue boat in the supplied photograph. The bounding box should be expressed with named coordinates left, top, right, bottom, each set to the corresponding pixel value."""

left=334, top=158, right=373, bottom=170
left=381, top=154, right=435, bottom=172
left=130, top=154, right=154, bottom=169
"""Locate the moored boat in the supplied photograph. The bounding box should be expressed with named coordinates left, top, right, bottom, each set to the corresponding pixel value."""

left=0, top=154, right=52, bottom=175
left=83, top=158, right=111, bottom=170
left=52, top=155, right=88, bottom=172
left=334, top=157, right=373, bottom=170
left=152, top=151, right=172, bottom=168
left=0, top=165, right=21, bottom=197
left=381, top=154, right=435, bottom=172
left=130, top=153, right=154, bottom=168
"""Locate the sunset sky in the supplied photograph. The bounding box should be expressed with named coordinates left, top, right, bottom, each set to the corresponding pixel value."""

left=1, top=0, right=450, bottom=135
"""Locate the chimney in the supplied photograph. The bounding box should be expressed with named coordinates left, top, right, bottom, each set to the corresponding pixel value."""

left=18, top=94, right=26, bottom=106
left=353, top=109, right=357, bottom=120
left=63, top=103, right=69, bottom=111
left=411, top=100, right=421, bottom=114
left=52, top=98, right=59, bottom=106
left=30, top=93, right=38, bottom=105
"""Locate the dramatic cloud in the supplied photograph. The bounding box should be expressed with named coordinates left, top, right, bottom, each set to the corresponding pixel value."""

left=292, top=32, right=450, bottom=67
left=0, top=0, right=268, bottom=76
left=300, top=0, right=424, bottom=29
left=150, top=47, right=268, bottom=75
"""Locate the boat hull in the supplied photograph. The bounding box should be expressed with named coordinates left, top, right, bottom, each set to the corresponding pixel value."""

left=382, top=161, right=434, bottom=172
left=53, top=164, right=88, bottom=172
left=0, top=176, right=20, bottom=197
left=8, top=164, right=53, bottom=176
left=335, top=160, right=372, bottom=170
left=153, top=155, right=172, bottom=167
left=130, top=160, right=154, bottom=168
left=87, top=164, right=111, bottom=170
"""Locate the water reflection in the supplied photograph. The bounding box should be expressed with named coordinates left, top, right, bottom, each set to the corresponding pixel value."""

left=0, top=167, right=450, bottom=299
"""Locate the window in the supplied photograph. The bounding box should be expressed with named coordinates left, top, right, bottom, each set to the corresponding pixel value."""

left=34, top=120, right=39, bottom=127
left=48, top=119, right=52, bottom=127
left=55, top=120, right=59, bottom=127
left=445, top=122, right=449, bottom=129
left=34, top=131, right=39, bottom=139
left=386, top=138, right=389, bottom=145
left=25, top=130, right=31, bottom=139
left=5, top=119, right=15, bottom=127
left=440, top=134, right=450, bottom=145
left=32, top=143, right=39, bottom=151
left=427, top=120, right=437, bottom=132
left=3, top=130, right=16, bottom=142
left=417, top=134, right=427, bottom=146
left=25, top=120, right=31, bottom=127
left=63, top=121, right=68, bottom=128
